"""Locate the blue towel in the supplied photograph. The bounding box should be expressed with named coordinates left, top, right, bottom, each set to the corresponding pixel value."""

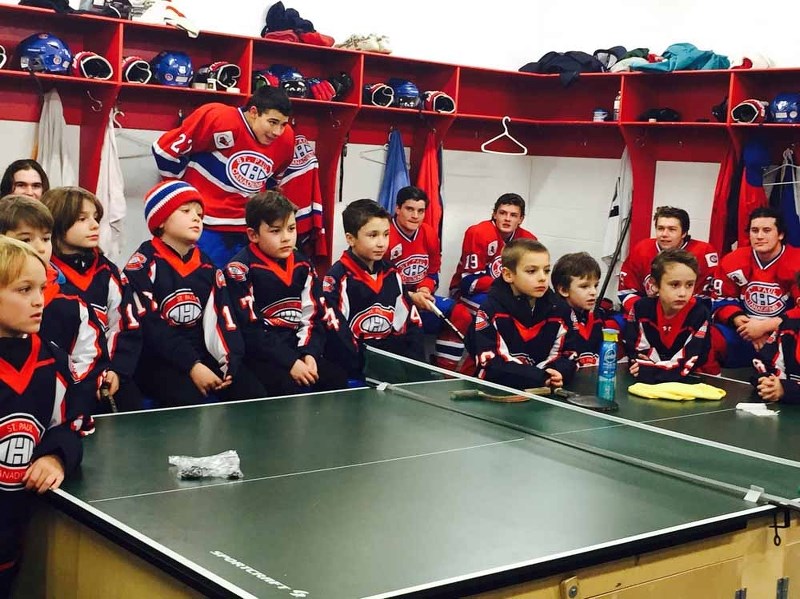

left=633, top=43, right=730, bottom=73
left=378, top=129, right=410, bottom=213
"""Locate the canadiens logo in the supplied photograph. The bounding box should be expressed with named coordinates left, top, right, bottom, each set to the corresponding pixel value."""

left=322, top=276, right=335, bottom=294
left=474, top=309, right=489, bottom=331
left=226, top=151, right=274, bottom=193
left=396, top=254, right=429, bottom=285
left=351, top=305, right=394, bottom=339
left=643, top=274, right=658, bottom=297
left=510, top=353, right=534, bottom=366
left=389, top=244, right=402, bottom=261
left=743, top=282, right=787, bottom=316
left=262, top=298, right=302, bottom=328
left=226, top=262, right=249, bottom=282
left=488, top=241, right=498, bottom=257
left=728, top=269, right=748, bottom=287
left=705, top=252, right=718, bottom=267
left=161, top=289, right=202, bottom=325
left=290, top=135, right=317, bottom=169
left=0, top=413, right=44, bottom=490
left=215, top=269, right=227, bottom=288
left=489, top=256, right=503, bottom=279
left=125, top=252, right=147, bottom=271
left=577, top=352, right=598, bottom=367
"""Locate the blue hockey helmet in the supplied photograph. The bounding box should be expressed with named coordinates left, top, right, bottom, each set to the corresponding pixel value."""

left=150, top=50, right=193, bottom=87
left=387, top=78, right=420, bottom=108
left=769, top=93, right=800, bottom=123
left=267, top=64, right=307, bottom=98
left=17, top=32, right=72, bottom=74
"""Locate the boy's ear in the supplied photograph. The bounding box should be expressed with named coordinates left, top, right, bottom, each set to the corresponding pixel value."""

left=344, top=232, right=356, bottom=248
left=555, top=285, right=570, bottom=298
left=501, top=266, right=514, bottom=283
left=245, top=227, right=259, bottom=244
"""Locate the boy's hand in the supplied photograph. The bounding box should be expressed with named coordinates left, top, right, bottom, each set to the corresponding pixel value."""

left=190, top=363, right=223, bottom=396
left=23, top=455, right=65, bottom=494
left=290, top=359, right=317, bottom=387
left=629, top=361, right=640, bottom=377
left=97, top=370, right=120, bottom=400
left=301, top=355, right=319, bottom=380
left=409, top=288, right=434, bottom=312
left=757, top=374, right=784, bottom=402
left=544, top=368, right=563, bottom=388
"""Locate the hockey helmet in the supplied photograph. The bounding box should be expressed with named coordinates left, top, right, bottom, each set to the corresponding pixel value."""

left=730, top=99, right=769, bottom=123
left=388, top=78, right=420, bottom=108
left=72, top=51, right=114, bottom=80
left=150, top=51, right=193, bottom=87
left=267, top=64, right=307, bottom=98
left=17, top=32, right=72, bottom=74
left=0, top=44, right=6, bottom=70
left=122, top=56, right=152, bottom=84
left=770, top=93, right=800, bottom=124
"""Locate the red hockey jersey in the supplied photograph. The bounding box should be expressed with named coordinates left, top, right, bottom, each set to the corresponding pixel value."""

left=152, top=104, right=294, bottom=232
left=713, top=245, right=800, bottom=323
left=448, top=220, right=536, bottom=297
left=388, top=218, right=441, bottom=293
left=618, top=237, right=718, bottom=313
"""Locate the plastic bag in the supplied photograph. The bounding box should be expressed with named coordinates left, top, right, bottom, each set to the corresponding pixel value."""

left=168, top=449, right=244, bottom=480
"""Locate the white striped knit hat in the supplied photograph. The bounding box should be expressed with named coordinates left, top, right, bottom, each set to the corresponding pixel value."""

left=143, top=180, right=204, bottom=234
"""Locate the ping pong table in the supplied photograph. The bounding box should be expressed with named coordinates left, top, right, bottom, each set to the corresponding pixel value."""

left=15, top=348, right=800, bottom=598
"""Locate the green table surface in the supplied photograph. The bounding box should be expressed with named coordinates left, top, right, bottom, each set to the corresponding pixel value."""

left=56, top=377, right=782, bottom=599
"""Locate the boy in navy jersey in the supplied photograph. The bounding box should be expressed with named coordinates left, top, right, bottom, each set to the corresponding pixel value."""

left=124, top=180, right=264, bottom=407
left=225, top=191, right=346, bottom=395
left=467, top=239, right=576, bottom=389
left=552, top=252, right=606, bottom=368
left=323, top=199, right=423, bottom=379
left=0, top=237, right=82, bottom=596
left=625, top=249, right=712, bottom=383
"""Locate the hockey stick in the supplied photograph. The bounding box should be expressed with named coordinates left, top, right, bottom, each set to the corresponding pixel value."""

left=597, top=211, right=632, bottom=312
left=426, top=298, right=465, bottom=342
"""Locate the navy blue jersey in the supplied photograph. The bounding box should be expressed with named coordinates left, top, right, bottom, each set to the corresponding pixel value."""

left=755, top=313, right=800, bottom=403
left=323, top=250, right=423, bottom=371
left=468, top=279, right=577, bottom=387
left=124, top=238, right=243, bottom=376
left=226, top=244, right=326, bottom=370
left=51, top=249, right=141, bottom=378
left=568, top=306, right=605, bottom=368
left=624, top=297, right=711, bottom=383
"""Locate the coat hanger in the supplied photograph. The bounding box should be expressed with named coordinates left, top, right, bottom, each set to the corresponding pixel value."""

left=111, top=106, right=157, bottom=158
left=359, top=144, right=389, bottom=165
left=762, top=147, right=800, bottom=187
left=481, top=116, right=528, bottom=156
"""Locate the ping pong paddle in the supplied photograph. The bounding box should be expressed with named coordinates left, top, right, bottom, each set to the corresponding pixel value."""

left=450, top=386, right=551, bottom=403
left=553, top=388, right=619, bottom=412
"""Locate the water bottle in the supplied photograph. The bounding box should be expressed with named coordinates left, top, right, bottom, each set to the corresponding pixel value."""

left=613, top=91, right=621, bottom=121
left=597, top=328, right=618, bottom=402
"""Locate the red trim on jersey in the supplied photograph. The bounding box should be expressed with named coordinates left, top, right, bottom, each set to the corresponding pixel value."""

left=248, top=242, right=296, bottom=287
left=152, top=237, right=203, bottom=277
left=0, top=336, right=55, bottom=395
left=51, top=250, right=101, bottom=292
left=656, top=297, right=696, bottom=348
left=574, top=311, right=596, bottom=341
left=340, top=252, right=389, bottom=294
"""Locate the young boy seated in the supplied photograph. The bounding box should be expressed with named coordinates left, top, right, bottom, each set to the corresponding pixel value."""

left=753, top=274, right=800, bottom=404
left=624, top=248, right=713, bottom=383
left=323, top=199, right=424, bottom=379
left=225, top=190, right=347, bottom=396
left=466, top=238, right=576, bottom=389
left=124, top=180, right=265, bottom=407
left=552, top=251, right=605, bottom=368
left=0, top=236, right=83, bottom=595
left=0, top=195, right=106, bottom=423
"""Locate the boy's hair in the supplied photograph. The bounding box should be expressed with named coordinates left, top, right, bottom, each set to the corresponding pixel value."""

left=246, top=190, right=298, bottom=230
left=653, top=206, right=690, bottom=234
left=342, top=199, right=390, bottom=237
left=0, top=235, right=46, bottom=288
left=502, top=238, right=549, bottom=273
left=396, top=185, right=429, bottom=208
left=246, top=86, right=293, bottom=117
left=493, top=193, right=526, bottom=217
left=0, top=195, right=54, bottom=234
left=651, top=248, right=698, bottom=284
left=747, top=206, right=785, bottom=235
left=41, top=187, right=104, bottom=256
left=551, top=252, right=601, bottom=293
left=0, top=159, right=50, bottom=197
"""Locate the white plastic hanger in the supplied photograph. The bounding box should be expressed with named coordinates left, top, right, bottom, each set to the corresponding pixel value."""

left=763, top=147, right=800, bottom=188
left=481, top=116, right=528, bottom=156
left=112, top=107, right=157, bottom=159
left=359, top=144, right=389, bottom=165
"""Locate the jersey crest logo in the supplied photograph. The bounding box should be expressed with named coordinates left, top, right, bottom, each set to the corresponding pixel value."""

left=214, top=131, right=234, bottom=150
left=290, top=135, right=317, bottom=169
left=215, top=269, right=227, bottom=288
left=395, top=254, right=429, bottom=285
left=705, top=252, right=718, bottom=267
left=728, top=269, right=748, bottom=287
left=389, top=243, right=402, bottom=261
left=262, top=298, right=302, bottom=328
left=322, top=276, right=335, bottom=294
left=474, top=309, right=489, bottom=331
left=125, top=252, right=147, bottom=271
left=744, top=282, right=787, bottom=316
left=576, top=352, right=599, bottom=367
left=226, top=151, right=274, bottom=193
left=488, top=241, right=498, bottom=257
left=161, top=289, right=203, bottom=325
left=489, top=255, right=503, bottom=279
left=225, top=262, right=249, bottom=282
left=351, top=305, right=394, bottom=339
left=0, top=413, right=44, bottom=490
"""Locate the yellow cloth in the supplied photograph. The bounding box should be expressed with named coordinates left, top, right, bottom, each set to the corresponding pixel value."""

left=628, top=382, right=726, bottom=401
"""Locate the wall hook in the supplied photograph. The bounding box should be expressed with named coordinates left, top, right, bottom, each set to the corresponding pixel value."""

left=86, top=90, right=103, bottom=112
